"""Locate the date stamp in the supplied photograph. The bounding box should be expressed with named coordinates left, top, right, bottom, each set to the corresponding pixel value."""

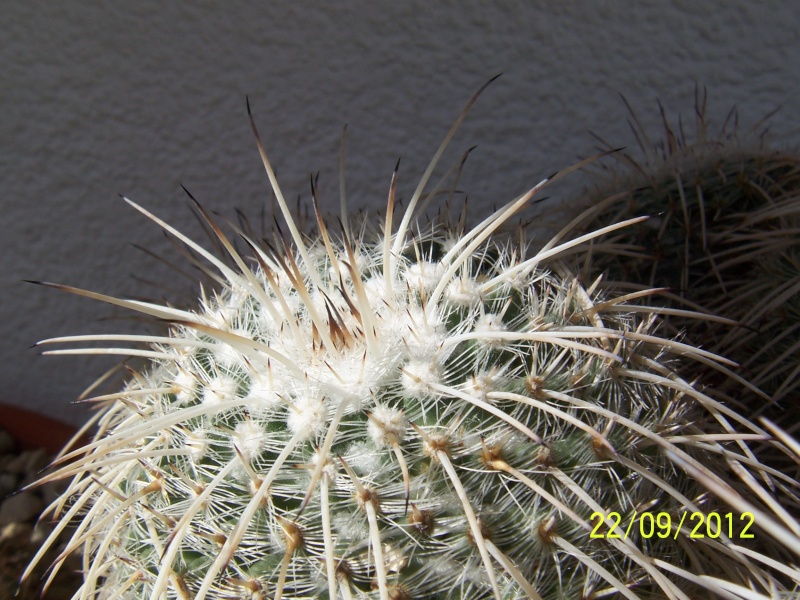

left=589, top=511, right=755, bottom=540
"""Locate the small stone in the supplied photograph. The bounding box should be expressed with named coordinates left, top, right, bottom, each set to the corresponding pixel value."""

left=25, top=448, right=50, bottom=474
left=0, top=454, right=12, bottom=471
left=0, top=429, right=15, bottom=455
left=0, top=490, right=43, bottom=525
left=0, top=473, right=18, bottom=499
left=5, top=448, right=48, bottom=476
left=3, top=453, right=25, bottom=474
left=41, top=479, right=66, bottom=507
left=29, top=521, right=53, bottom=544
left=0, top=520, right=33, bottom=542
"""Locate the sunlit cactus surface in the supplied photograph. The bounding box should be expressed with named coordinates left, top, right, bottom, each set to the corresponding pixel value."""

left=25, top=85, right=800, bottom=600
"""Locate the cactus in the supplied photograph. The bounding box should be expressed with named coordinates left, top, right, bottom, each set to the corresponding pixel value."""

left=24, top=85, right=800, bottom=599
left=569, top=92, right=800, bottom=468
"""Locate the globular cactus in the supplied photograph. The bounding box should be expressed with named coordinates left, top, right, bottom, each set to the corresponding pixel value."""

left=25, top=85, right=800, bottom=599
left=569, top=92, right=800, bottom=469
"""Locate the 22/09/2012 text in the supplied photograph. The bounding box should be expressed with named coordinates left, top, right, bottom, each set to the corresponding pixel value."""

left=589, top=511, right=755, bottom=540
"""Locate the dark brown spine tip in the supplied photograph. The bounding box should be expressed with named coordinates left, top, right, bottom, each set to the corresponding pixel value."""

left=180, top=184, right=200, bottom=206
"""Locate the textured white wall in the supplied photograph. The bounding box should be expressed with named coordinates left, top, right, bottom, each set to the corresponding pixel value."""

left=3, top=1, right=799, bottom=425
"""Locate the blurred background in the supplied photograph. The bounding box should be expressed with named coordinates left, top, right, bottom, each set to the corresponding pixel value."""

left=3, top=1, right=799, bottom=426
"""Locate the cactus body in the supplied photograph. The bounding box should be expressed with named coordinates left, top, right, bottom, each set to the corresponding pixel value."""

left=26, top=90, right=800, bottom=599
left=571, top=96, right=800, bottom=456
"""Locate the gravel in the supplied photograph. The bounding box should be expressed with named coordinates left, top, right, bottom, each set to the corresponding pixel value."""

left=0, top=426, right=82, bottom=599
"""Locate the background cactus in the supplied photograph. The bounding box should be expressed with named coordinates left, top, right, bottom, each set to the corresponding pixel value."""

left=24, top=87, right=800, bottom=599
left=569, top=92, right=800, bottom=476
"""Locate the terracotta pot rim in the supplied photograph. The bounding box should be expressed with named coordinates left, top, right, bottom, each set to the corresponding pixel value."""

left=0, top=403, right=83, bottom=454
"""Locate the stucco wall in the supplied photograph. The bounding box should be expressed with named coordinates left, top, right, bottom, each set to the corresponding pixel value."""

left=3, top=1, right=799, bottom=425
